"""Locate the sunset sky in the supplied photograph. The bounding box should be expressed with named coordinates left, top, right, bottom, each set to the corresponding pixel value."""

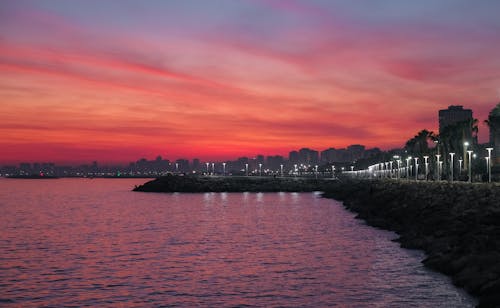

left=1, top=0, right=500, bottom=164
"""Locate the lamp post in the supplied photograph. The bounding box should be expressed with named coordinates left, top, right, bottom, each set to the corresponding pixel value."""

left=463, top=141, right=469, bottom=172
left=222, top=162, right=226, bottom=176
left=393, top=156, right=400, bottom=179
left=331, top=165, right=335, bottom=178
left=397, top=160, right=401, bottom=180
left=423, top=156, right=429, bottom=180
left=280, top=164, right=283, bottom=177
left=245, top=163, right=248, bottom=176
left=414, top=157, right=419, bottom=181
left=258, top=163, right=262, bottom=176
left=212, top=163, right=215, bottom=175
left=206, top=162, right=209, bottom=175
left=449, top=153, right=455, bottom=182
left=406, top=157, right=412, bottom=180
left=436, top=154, right=441, bottom=181
left=389, top=161, right=393, bottom=179
left=467, top=150, right=473, bottom=182
left=458, top=159, right=463, bottom=178
left=486, top=147, right=493, bottom=183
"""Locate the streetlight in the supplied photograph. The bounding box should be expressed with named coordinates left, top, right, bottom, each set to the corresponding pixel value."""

left=436, top=154, right=441, bottom=181
left=206, top=162, right=209, bottom=175
left=393, top=156, right=400, bottom=179
left=459, top=159, right=463, bottom=178
left=423, top=156, right=429, bottom=180
left=389, top=161, right=393, bottom=179
left=280, top=164, right=283, bottom=177
left=467, top=150, right=473, bottom=182
left=245, top=163, right=248, bottom=176
left=463, top=141, right=469, bottom=171
left=331, top=165, right=335, bottom=178
left=406, top=157, right=412, bottom=179
left=175, top=163, right=179, bottom=173
left=258, top=163, right=262, bottom=176
left=212, top=163, right=215, bottom=175
left=414, top=157, right=419, bottom=181
left=294, top=164, right=298, bottom=177
left=486, top=147, right=493, bottom=183
left=222, top=162, right=226, bottom=176
left=449, top=153, right=455, bottom=182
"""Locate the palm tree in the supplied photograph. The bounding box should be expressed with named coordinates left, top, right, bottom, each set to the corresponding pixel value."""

left=405, top=129, right=437, bottom=155
left=485, top=103, right=500, bottom=165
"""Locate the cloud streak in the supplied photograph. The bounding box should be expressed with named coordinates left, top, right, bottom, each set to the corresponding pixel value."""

left=1, top=1, right=500, bottom=163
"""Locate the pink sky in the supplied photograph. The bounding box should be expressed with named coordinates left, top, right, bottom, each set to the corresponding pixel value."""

left=1, top=0, right=499, bottom=164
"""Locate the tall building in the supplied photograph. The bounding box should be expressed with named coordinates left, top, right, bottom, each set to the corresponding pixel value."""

left=298, top=148, right=319, bottom=165
left=438, top=105, right=473, bottom=135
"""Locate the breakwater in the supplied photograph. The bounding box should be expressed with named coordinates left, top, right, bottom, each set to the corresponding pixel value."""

left=323, top=180, right=500, bottom=307
left=133, top=175, right=335, bottom=192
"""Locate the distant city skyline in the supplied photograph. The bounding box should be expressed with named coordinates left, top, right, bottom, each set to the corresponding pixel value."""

left=1, top=1, right=500, bottom=164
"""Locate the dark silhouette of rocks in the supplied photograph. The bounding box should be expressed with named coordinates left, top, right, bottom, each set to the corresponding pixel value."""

left=133, top=175, right=334, bottom=192
left=323, top=180, right=500, bottom=308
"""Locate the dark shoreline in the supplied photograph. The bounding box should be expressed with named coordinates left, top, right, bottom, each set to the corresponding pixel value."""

left=134, top=176, right=500, bottom=307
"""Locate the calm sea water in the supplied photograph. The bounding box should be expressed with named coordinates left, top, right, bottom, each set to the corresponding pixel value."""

left=0, top=178, right=475, bottom=307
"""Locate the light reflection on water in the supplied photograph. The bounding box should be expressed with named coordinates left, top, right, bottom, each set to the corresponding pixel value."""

left=0, top=178, right=476, bottom=307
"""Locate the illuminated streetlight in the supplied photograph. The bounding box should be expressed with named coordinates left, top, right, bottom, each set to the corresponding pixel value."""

left=436, top=154, right=441, bottom=181
left=463, top=141, right=470, bottom=171
left=280, top=164, right=283, bottom=177
left=212, top=163, right=215, bottom=175
left=331, top=165, right=335, bottom=178
left=458, top=159, right=463, bottom=178
left=467, top=150, right=473, bottom=182
left=423, top=156, right=429, bottom=180
left=393, top=156, right=400, bottom=179
left=486, top=147, right=493, bottom=183
left=258, top=163, right=262, bottom=176
left=206, top=162, right=209, bottom=175
left=414, top=157, right=419, bottom=181
left=222, top=162, right=226, bottom=176
left=449, top=153, right=455, bottom=182
left=245, top=163, right=248, bottom=176
left=406, top=157, right=412, bottom=179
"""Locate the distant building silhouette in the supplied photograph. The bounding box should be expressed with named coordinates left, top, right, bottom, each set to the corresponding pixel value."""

left=439, top=105, right=473, bottom=135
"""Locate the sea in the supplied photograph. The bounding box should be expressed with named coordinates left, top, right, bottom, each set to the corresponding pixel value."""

left=0, top=178, right=476, bottom=307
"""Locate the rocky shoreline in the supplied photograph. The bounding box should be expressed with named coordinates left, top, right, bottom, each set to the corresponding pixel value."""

left=134, top=175, right=500, bottom=307
left=133, top=175, right=335, bottom=192
left=323, top=180, right=500, bottom=308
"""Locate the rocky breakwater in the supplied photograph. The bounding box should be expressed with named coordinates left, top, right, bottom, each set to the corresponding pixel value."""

left=133, top=175, right=335, bottom=192
left=323, top=180, right=500, bottom=307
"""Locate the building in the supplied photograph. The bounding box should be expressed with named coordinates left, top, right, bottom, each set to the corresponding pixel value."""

left=298, top=148, right=319, bottom=165
left=438, top=105, right=473, bottom=135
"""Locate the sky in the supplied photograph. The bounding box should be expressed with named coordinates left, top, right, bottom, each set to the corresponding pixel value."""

left=1, top=0, right=500, bottom=164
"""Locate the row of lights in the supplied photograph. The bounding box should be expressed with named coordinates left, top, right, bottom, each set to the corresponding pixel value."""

left=349, top=144, right=493, bottom=183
